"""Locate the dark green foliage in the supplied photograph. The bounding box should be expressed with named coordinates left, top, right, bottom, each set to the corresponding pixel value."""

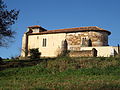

left=0, top=0, right=19, bottom=47
left=29, top=48, right=41, bottom=60
left=0, top=57, right=3, bottom=64
left=0, top=57, right=2, bottom=60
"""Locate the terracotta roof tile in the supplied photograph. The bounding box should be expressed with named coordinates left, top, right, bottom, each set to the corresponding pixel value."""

left=28, top=26, right=111, bottom=35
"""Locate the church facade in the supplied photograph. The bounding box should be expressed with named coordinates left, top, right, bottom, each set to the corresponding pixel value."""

left=21, top=25, right=118, bottom=57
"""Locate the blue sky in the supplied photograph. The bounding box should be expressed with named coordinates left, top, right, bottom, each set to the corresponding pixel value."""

left=1, top=0, right=120, bottom=58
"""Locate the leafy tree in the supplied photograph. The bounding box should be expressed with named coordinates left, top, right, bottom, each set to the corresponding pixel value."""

left=29, top=48, right=41, bottom=60
left=0, top=0, right=19, bottom=47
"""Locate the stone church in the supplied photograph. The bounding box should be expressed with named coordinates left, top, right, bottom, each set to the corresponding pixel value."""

left=21, top=25, right=118, bottom=57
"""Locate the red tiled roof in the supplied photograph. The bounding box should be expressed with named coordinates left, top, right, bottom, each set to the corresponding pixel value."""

left=28, top=26, right=111, bottom=35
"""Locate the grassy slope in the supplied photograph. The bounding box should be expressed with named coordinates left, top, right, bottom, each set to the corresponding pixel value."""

left=1, top=57, right=120, bottom=89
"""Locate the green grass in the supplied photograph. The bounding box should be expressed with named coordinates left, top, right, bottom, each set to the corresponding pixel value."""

left=1, top=57, right=120, bottom=89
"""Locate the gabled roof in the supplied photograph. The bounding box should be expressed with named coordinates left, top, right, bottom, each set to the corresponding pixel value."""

left=28, top=26, right=111, bottom=35
left=28, top=25, right=47, bottom=31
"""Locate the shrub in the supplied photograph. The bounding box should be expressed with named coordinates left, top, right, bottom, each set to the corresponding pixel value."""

left=0, top=57, right=3, bottom=64
left=29, top=48, right=41, bottom=60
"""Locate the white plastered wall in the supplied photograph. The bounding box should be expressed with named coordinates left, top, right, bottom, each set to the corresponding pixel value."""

left=81, top=46, right=119, bottom=57
left=28, top=33, right=66, bottom=57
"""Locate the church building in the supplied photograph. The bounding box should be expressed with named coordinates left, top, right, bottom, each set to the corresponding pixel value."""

left=21, top=25, right=118, bottom=57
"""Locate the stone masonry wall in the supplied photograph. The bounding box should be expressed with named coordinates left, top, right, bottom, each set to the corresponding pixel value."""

left=66, top=31, right=108, bottom=51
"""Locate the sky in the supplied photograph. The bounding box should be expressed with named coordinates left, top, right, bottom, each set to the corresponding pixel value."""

left=0, top=0, right=120, bottom=58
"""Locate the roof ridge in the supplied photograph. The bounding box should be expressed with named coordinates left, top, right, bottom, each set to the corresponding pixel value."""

left=28, top=25, right=41, bottom=28
left=50, top=26, right=104, bottom=31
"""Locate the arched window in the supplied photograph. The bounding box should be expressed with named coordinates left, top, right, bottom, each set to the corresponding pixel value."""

left=81, top=38, right=86, bottom=46
left=62, top=39, right=68, bottom=50
left=88, top=39, right=92, bottom=47
left=61, top=39, right=68, bottom=55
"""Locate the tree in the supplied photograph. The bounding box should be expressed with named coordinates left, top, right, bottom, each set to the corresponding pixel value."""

left=0, top=0, right=19, bottom=47
left=29, top=48, right=41, bottom=60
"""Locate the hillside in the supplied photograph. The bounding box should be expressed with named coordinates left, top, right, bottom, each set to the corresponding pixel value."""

left=1, top=57, right=120, bottom=89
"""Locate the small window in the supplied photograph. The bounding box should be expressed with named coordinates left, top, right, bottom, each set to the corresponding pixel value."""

left=37, top=36, right=39, bottom=39
left=42, top=38, right=47, bottom=47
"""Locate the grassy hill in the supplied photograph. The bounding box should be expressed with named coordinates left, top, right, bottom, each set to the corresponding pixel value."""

left=1, top=57, right=120, bottom=89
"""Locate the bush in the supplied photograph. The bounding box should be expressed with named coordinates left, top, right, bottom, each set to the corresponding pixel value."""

left=0, top=57, right=3, bottom=64
left=29, top=48, right=41, bottom=60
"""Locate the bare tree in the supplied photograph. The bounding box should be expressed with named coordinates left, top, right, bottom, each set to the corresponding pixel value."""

left=0, top=0, right=19, bottom=47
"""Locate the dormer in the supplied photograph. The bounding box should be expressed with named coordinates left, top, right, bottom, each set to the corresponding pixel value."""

left=27, top=25, right=47, bottom=33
